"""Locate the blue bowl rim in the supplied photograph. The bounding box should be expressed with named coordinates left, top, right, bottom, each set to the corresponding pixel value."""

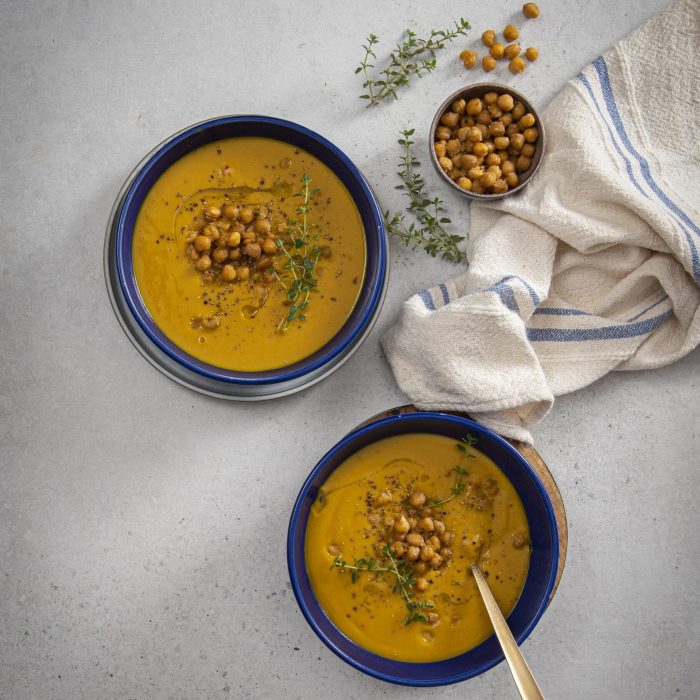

left=287, top=412, right=559, bottom=686
left=114, top=114, right=387, bottom=385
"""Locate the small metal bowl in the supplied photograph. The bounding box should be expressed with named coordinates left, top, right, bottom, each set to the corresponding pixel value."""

left=430, top=83, right=545, bottom=200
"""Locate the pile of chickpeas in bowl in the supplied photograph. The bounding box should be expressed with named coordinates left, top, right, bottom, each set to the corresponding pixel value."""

left=432, top=88, right=541, bottom=197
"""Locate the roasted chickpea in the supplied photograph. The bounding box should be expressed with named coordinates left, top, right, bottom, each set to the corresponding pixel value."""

left=253, top=219, right=271, bottom=235
left=466, top=127, right=483, bottom=143
left=492, top=178, right=509, bottom=194
left=435, top=125, right=451, bottom=141
left=468, top=165, right=485, bottom=180
left=239, top=207, right=254, bottom=224
left=482, top=29, right=496, bottom=46
left=441, top=111, right=459, bottom=128
left=488, top=121, right=506, bottom=137
left=503, top=24, right=520, bottom=41
left=511, top=101, right=526, bottom=120
left=523, top=126, right=539, bottom=143
left=204, top=205, right=221, bottom=221
left=446, top=139, right=462, bottom=155
left=519, top=113, right=536, bottom=129
left=194, top=235, right=212, bottom=252
left=434, top=141, right=447, bottom=158
left=466, top=98, right=483, bottom=116
left=212, top=247, right=229, bottom=263
left=510, top=133, right=526, bottom=151
left=481, top=170, right=497, bottom=189
left=429, top=554, right=443, bottom=568
left=438, top=156, right=453, bottom=172
left=522, top=143, right=536, bottom=158
left=482, top=55, right=497, bottom=72
left=244, top=242, right=262, bottom=259
left=507, top=123, right=522, bottom=137
left=222, top=204, right=239, bottom=220
left=494, top=136, right=510, bottom=151
left=419, top=517, right=435, bottom=532
left=409, top=491, right=426, bottom=507
left=406, top=532, right=425, bottom=547
left=486, top=153, right=501, bottom=166
left=471, top=181, right=485, bottom=194
left=489, top=42, right=505, bottom=59
left=203, top=223, right=220, bottom=240
left=415, top=577, right=429, bottom=592
left=419, top=545, right=435, bottom=562
left=504, top=43, right=521, bottom=60
left=516, top=155, right=532, bottom=171
left=497, top=93, right=515, bottom=111
left=457, top=177, right=472, bottom=191
left=406, top=545, right=420, bottom=561
left=237, top=266, right=250, bottom=282
left=460, top=51, right=478, bottom=69
left=460, top=153, right=479, bottom=170
left=262, top=238, right=277, bottom=256
left=229, top=248, right=241, bottom=261
left=487, top=103, right=503, bottom=119
left=452, top=97, right=467, bottom=114
left=472, top=142, right=488, bottom=158
left=195, top=254, right=211, bottom=271
left=220, top=264, right=237, bottom=282
left=525, top=46, right=539, bottom=62
left=501, top=159, right=516, bottom=175
left=414, top=561, right=429, bottom=575
left=227, top=230, right=241, bottom=247
left=476, top=110, right=492, bottom=125
left=500, top=112, right=513, bottom=127
left=483, top=92, right=499, bottom=105
left=505, top=171, right=520, bottom=187
left=484, top=139, right=496, bottom=154
left=509, top=57, right=526, bottom=74
left=476, top=123, right=489, bottom=139
left=394, top=516, right=410, bottom=534
left=523, top=2, right=540, bottom=19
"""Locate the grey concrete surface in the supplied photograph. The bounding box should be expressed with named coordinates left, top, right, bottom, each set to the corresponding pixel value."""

left=1, top=1, right=698, bottom=698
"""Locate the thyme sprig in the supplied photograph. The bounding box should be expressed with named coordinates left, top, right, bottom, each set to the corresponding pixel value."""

left=356, top=19, right=470, bottom=107
left=273, top=174, right=321, bottom=332
left=427, top=434, right=479, bottom=507
left=332, top=543, right=434, bottom=624
left=385, top=129, right=466, bottom=263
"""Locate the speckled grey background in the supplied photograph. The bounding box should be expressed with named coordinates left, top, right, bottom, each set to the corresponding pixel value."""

left=1, top=1, right=698, bottom=698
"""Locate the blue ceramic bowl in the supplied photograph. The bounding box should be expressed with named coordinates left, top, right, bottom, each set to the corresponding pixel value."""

left=112, top=116, right=387, bottom=396
left=287, top=412, right=559, bottom=686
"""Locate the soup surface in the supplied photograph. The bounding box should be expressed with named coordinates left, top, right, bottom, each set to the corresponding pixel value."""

left=132, top=137, right=366, bottom=372
left=305, top=433, right=531, bottom=662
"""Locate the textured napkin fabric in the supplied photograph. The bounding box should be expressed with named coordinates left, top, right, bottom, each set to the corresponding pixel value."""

left=382, top=0, right=700, bottom=444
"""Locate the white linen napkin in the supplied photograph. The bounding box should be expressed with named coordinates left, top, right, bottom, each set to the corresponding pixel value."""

left=382, top=0, right=700, bottom=444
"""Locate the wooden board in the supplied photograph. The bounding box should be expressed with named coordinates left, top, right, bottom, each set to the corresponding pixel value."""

left=352, top=405, right=568, bottom=601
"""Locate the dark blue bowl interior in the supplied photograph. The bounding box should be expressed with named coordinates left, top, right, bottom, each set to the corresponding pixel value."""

left=115, top=116, right=387, bottom=385
left=288, top=413, right=559, bottom=686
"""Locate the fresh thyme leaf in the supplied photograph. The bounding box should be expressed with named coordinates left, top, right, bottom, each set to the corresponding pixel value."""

left=385, top=130, right=466, bottom=264
left=272, top=174, right=321, bottom=332
left=331, top=543, right=430, bottom=625
left=426, top=434, right=478, bottom=507
left=356, top=19, right=470, bottom=107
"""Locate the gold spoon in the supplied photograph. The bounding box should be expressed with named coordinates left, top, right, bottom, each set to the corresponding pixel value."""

left=470, top=564, right=545, bottom=700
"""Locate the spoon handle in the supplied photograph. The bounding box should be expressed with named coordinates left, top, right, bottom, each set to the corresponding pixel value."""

left=471, top=564, right=544, bottom=700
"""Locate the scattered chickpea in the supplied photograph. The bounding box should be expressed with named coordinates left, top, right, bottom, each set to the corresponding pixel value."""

left=415, top=578, right=430, bottom=592
left=460, top=50, right=478, bottom=69
left=482, top=55, right=497, bottom=72
left=509, top=57, right=526, bottom=74
left=504, top=43, right=521, bottom=60
left=523, top=2, right=540, bottom=19
left=481, top=29, right=496, bottom=46
left=489, top=42, right=505, bottom=59
left=503, top=24, right=520, bottom=41
left=394, top=516, right=410, bottom=534
left=204, top=206, right=221, bottom=221
left=220, top=264, right=236, bottom=282
left=525, top=47, right=539, bottom=62
left=409, top=491, right=426, bottom=508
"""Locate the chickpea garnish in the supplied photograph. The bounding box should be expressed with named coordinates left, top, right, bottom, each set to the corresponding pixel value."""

left=509, top=57, right=526, bottom=74
left=503, top=24, right=520, bottom=41
left=482, top=55, right=497, bottom=72
left=460, top=50, right=477, bottom=69
left=204, top=206, right=221, bottom=221
left=409, top=491, right=426, bottom=508
left=523, top=2, right=539, bottom=19
left=489, top=42, right=505, bottom=59
left=524, top=47, right=539, bottom=62
left=481, top=29, right=496, bottom=46
left=504, top=43, right=521, bottom=60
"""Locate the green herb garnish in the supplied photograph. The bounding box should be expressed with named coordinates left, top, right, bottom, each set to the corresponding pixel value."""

left=356, top=19, right=470, bottom=107
left=385, top=129, right=466, bottom=263
left=427, top=434, right=478, bottom=507
left=332, top=543, right=434, bottom=625
left=273, top=174, right=321, bottom=332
